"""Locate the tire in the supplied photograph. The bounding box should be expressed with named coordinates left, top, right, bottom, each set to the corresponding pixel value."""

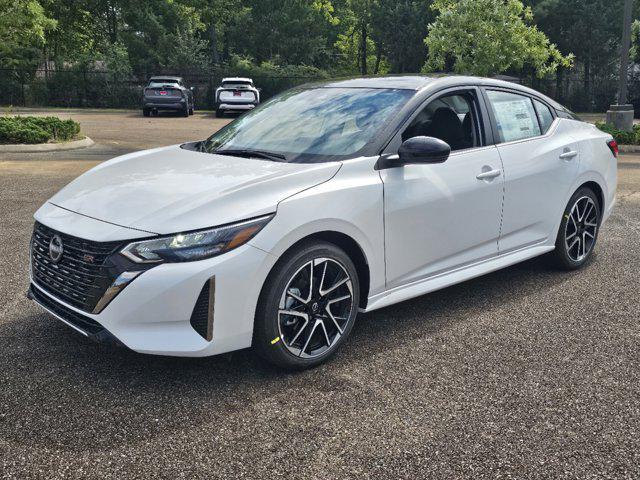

left=189, top=106, right=194, bottom=115
left=253, top=241, right=360, bottom=370
left=182, top=106, right=189, bottom=117
left=215, top=108, right=224, bottom=118
left=551, top=187, right=601, bottom=270
left=143, top=108, right=150, bottom=117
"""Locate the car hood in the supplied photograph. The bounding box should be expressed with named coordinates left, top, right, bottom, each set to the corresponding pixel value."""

left=48, top=145, right=341, bottom=235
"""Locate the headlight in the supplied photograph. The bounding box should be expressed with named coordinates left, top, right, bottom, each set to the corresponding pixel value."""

left=120, top=215, right=273, bottom=263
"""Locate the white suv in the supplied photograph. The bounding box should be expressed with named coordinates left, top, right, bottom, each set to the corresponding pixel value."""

left=215, top=77, right=260, bottom=117
left=29, top=76, right=617, bottom=369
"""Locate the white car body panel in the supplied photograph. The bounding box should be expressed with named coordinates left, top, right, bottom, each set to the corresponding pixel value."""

left=380, top=145, right=504, bottom=289
left=496, top=119, right=581, bottom=253
left=46, top=145, right=341, bottom=234
left=250, top=156, right=387, bottom=297
left=29, top=76, right=617, bottom=358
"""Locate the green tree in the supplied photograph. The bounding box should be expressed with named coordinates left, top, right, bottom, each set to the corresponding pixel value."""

left=226, top=0, right=339, bottom=67
left=528, top=0, right=624, bottom=95
left=370, top=0, right=433, bottom=73
left=0, top=0, right=56, bottom=68
left=423, top=0, right=573, bottom=78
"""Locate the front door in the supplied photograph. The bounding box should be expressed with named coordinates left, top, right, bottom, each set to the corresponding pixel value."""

left=380, top=89, right=504, bottom=289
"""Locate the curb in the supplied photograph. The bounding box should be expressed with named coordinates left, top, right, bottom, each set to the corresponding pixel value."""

left=0, top=136, right=94, bottom=153
left=619, top=144, right=640, bottom=153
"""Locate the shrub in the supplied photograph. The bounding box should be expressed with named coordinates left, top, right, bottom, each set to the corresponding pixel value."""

left=0, top=116, right=81, bottom=144
left=595, top=121, right=640, bottom=145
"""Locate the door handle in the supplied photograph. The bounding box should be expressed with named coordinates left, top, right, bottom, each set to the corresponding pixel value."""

left=476, top=169, right=502, bottom=180
left=559, top=150, right=578, bottom=160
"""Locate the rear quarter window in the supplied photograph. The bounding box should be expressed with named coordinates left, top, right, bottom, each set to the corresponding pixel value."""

left=533, top=99, right=555, bottom=134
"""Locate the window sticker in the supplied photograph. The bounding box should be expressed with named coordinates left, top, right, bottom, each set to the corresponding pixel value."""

left=487, top=91, right=541, bottom=143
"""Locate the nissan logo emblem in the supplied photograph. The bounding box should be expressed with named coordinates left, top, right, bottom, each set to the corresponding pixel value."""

left=49, top=235, right=64, bottom=263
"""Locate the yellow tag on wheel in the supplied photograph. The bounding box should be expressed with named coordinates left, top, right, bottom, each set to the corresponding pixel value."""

left=271, top=336, right=281, bottom=345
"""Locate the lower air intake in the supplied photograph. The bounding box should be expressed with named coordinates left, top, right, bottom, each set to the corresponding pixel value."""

left=190, top=278, right=215, bottom=341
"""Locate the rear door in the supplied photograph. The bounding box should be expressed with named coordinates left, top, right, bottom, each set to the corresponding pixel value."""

left=483, top=89, right=581, bottom=253
left=380, top=87, right=504, bottom=289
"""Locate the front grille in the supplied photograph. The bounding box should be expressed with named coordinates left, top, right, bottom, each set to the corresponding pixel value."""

left=30, top=284, right=104, bottom=335
left=31, top=222, right=122, bottom=313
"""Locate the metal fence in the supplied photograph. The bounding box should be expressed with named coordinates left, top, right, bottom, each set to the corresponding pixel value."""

left=522, top=75, right=621, bottom=114
left=0, top=67, right=631, bottom=114
left=0, top=68, right=326, bottom=110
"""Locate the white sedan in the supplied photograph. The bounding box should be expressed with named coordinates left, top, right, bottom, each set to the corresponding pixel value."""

left=29, top=76, right=617, bottom=369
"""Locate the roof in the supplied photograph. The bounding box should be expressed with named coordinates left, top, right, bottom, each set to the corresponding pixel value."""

left=309, top=74, right=563, bottom=109
left=222, top=77, right=253, bottom=83
left=320, top=75, right=440, bottom=90
left=149, top=76, right=182, bottom=81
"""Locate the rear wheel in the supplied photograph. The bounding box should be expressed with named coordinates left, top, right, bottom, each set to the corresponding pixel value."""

left=143, top=108, right=151, bottom=117
left=215, top=108, right=224, bottom=118
left=182, top=106, right=189, bottom=117
left=253, top=241, right=359, bottom=369
left=551, top=187, right=601, bottom=270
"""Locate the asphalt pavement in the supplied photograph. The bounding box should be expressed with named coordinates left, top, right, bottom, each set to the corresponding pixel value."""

left=0, top=109, right=639, bottom=479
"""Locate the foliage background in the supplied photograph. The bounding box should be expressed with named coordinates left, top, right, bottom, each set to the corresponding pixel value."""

left=1, top=0, right=639, bottom=112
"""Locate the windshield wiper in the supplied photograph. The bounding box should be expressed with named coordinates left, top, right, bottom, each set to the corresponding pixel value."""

left=213, top=148, right=287, bottom=162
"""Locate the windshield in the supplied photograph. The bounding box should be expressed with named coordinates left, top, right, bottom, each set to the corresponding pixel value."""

left=201, top=87, right=413, bottom=163
left=149, top=80, right=180, bottom=88
left=222, top=81, right=252, bottom=88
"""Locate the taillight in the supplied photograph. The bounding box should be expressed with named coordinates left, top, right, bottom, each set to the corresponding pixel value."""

left=607, top=139, right=618, bottom=158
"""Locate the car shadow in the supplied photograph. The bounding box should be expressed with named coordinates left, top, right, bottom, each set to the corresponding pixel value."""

left=0, top=253, right=584, bottom=452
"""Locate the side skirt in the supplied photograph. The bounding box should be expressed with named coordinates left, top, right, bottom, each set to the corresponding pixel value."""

left=364, top=244, right=554, bottom=312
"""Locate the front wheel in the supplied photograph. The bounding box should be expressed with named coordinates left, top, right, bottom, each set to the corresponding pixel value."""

left=551, top=187, right=601, bottom=270
left=253, top=241, right=360, bottom=369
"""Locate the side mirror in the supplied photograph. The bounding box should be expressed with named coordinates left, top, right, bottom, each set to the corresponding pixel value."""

left=398, top=136, right=450, bottom=165
left=377, top=136, right=451, bottom=170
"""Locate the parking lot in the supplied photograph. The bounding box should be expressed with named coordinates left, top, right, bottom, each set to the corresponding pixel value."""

left=1, top=109, right=639, bottom=479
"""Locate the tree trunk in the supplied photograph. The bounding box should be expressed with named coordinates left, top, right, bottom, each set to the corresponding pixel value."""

left=584, top=59, right=591, bottom=97
left=209, top=23, right=219, bottom=66
left=373, top=43, right=382, bottom=74
left=107, top=1, right=118, bottom=44
left=222, top=27, right=230, bottom=62
left=360, top=23, right=368, bottom=75
left=555, top=67, right=564, bottom=102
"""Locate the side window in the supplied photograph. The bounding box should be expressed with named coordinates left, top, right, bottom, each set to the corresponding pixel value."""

left=533, top=99, right=554, bottom=134
left=401, top=92, right=480, bottom=151
left=486, top=90, right=541, bottom=143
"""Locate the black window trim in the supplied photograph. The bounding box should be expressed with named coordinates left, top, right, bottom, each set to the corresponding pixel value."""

left=480, top=86, right=559, bottom=146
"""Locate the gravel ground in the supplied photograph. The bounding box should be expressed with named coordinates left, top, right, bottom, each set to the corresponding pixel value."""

left=0, top=110, right=639, bottom=479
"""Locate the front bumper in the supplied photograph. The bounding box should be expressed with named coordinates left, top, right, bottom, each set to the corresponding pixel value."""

left=29, top=242, right=277, bottom=357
